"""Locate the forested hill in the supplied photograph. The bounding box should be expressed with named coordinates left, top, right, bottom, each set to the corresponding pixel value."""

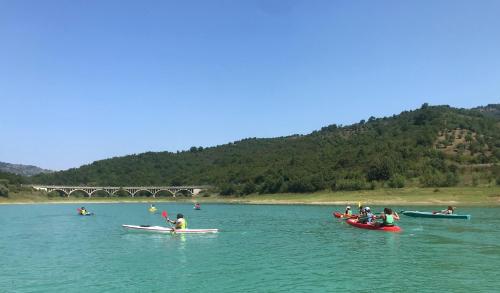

left=32, top=104, right=500, bottom=194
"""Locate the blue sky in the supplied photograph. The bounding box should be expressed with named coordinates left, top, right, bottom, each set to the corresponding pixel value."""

left=1, top=0, right=499, bottom=170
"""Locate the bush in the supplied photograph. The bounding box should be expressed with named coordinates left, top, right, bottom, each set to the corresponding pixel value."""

left=219, top=184, right=237, bottom=196
left=0, top=184, right=9, bottom=197
left=241, top=182, right=256, bottom=195
left=388, top=174, right=405, bottom=188
left=366, top=161, right=392, bottom=181
left=287, top=179, right=315, bottom=193
left=420, top=171, right=459, bottom=187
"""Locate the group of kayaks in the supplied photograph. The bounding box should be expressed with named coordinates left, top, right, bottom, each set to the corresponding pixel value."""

left=333, top=208, right=471, bottom=233
left=333, top=212, right=402, bottom=232
left=77, top=203, right=218, bottom=234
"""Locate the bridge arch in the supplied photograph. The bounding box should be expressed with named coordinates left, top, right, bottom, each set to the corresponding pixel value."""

left=111, top=189, right=132, bottom=197
left=68, top=189, right=91, bottom=197
left=154, top=189, right=176, bottom=197
left=174, top=189, right=193, bottom=197
left=48, top=189, right=69, bottom=196
left=132, top=189, right=154, bottom=197
left=90, top=189, right=111, bottom=197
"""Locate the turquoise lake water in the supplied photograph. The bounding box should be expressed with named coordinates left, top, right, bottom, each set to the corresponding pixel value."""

left=1, top=203, right=499, bottom=292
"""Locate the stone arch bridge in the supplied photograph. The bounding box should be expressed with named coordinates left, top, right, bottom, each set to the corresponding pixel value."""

left=30, top=185, right=209, bottom=198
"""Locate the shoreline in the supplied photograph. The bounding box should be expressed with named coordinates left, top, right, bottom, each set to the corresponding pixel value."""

left=1, top=186, right=499, bottom=206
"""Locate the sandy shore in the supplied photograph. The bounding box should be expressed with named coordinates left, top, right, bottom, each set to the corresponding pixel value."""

left=1, top=197, right=498, bottom=206
left=2, top=186, right=499, bottom=206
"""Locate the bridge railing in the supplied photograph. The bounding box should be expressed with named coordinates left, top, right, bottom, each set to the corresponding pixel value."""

left=27, top=185, right=212, bottom=198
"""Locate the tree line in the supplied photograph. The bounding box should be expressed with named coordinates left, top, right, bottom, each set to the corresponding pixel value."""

left=27, top=104, right=500, bottom=196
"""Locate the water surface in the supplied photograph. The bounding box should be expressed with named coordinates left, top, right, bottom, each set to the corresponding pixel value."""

left=0, top=204, right=498, bottom=292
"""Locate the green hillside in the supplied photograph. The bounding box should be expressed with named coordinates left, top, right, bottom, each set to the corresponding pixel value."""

left=31, top=104, right=500, bottom=195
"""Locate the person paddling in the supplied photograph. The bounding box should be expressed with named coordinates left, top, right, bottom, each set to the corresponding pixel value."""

left=194, top=203, right=201, bottom=210
left=344, top=206, right=352, bottom=217
left=167, top=213, right=187, bottom=230
left=439, top=206, right=454, bottom=214
left=374, top=208, right=399, bottom=227
left=79, top=207, right=88, bottom=215
left=359, top=207, right=374, bottom=224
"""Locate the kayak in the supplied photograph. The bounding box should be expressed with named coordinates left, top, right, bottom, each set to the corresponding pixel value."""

left=148, top=208, right=157, bottom=213
left=79, top=213, right=94, bottom=216
left=122, top=224, right=218, bottom=234
left=401, top=211, right=471, bottom=219
left=333, top=212, right=358, bottom=219
left=345, top=219, right=402, bottom=232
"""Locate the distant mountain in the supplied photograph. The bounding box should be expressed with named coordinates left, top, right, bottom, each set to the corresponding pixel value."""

left=32, top=104, right=500, bottom=194
left=0, top=162, right=53, bottom=177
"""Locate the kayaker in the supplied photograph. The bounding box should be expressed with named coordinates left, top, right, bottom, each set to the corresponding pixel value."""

left=374, top=208, right=399, bottom=227
left=79, top=207, right=87, bottom=215
left=440, top=206, right=454, bottom=214
left=167, top=213, right=187, bottom=229
left=194, top=203, right=201, bottom=210
left=344, top=206, right=352, bottom=216
left=149, top=204, right=157, bottom=213
left=359, top=207, right=374, bottom=224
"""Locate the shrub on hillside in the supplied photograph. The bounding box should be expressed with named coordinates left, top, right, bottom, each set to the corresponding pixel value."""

left=241, top=182, right=256, bottom=195
left=0, top=184, right=9, bottom=197
left=219, top=184, right=237, bottom=196
left=420, top=171, right=459, bottom=187
left=388, top=174, right=405, bottom=188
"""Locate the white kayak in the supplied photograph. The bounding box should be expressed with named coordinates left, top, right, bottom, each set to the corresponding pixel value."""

left=122, top=224, right=218, bottom=234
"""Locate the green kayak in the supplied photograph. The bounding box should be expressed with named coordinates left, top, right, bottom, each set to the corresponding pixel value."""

left=401, top=211, right=470, bottom=220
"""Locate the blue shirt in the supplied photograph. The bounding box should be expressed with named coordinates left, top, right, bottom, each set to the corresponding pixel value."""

left=366, top=212, right=374, bottom=223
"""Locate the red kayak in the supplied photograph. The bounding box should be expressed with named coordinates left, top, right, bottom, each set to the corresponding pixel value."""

left=345, top=219, right=401, bottom=233
left=333, top=212, right=358, bottom=219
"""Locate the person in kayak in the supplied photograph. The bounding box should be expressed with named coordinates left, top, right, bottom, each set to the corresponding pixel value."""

left=167, top=213, right=187, bottom=229
left=344, top=206, right=352, bottom=217
left=79, top=207, right=88, bottom=215
left=149, top=204, right=157, bottom=213
left=194, top=203, right=201, bottom=210
left=439, top=206, right=454, bottom=214
left=374, top=208, right=399, bottom=227
left=359, top=207, right=374, bottom=224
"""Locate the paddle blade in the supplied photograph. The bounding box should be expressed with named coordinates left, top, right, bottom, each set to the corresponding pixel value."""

left=162, top=211, right=168, bottom=218
left=77, top=208, right=81, bottom=212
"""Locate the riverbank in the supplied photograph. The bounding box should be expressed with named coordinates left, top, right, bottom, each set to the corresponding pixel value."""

left=1, top=186, right=499, bottom=205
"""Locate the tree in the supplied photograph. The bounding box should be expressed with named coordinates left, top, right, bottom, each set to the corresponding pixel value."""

left=388, top=174, right=405, bottom=188
left=366, top=160, right=392, bottom=181
left=0, top=184, right=9, bottom=197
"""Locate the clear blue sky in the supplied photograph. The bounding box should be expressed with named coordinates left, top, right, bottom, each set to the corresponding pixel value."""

left=1, top=0, right=499, bottom=170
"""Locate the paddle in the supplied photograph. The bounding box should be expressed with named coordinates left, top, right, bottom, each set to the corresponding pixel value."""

left=162, top=211, right=174, bottom=229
